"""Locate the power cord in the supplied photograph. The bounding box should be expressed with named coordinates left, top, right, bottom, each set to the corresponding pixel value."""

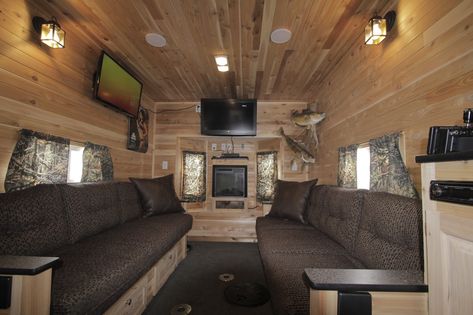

left=146, top=104, right=197, bottom=114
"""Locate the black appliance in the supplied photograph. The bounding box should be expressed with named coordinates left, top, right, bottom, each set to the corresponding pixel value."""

left=93, top=51, right=143, bottom=117
left=427, top=108, right=473, bottom=154
left=201, top=99, right=257, bottom=136
left=212, top=165, right=247, bottom=197
left=430, top=181, right=473, bottom=206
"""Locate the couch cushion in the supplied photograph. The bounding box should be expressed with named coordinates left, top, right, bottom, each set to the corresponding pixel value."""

left=268, top=179, right=317, bottom=223
left=116, top=182, right=143, bottom=223
left=49, top=213, right=193, bottom=314
left=256, top=216, right=313, bottom=232
left=0, top=184, right=69, bottom=255
left=130, top=174, right=185, bottom=217
left=353, top=191, right=423, bottom=270
left=307, top=185, right=365, bottom=253
left=262, top=253, right=362, bottom=315
left=60, top=182, right=121, bottom=243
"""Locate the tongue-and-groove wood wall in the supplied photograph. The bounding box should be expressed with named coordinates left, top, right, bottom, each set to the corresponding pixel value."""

left=0, top=0, right=155, bottom=192
left=310, top=0, right=473, bottom=192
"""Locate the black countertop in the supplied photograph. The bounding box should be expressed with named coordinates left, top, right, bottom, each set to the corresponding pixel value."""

left=0, top=256, right=61, bottom=275
left=416, top=151, right=473, bottom=163
left=304, top=268, right=428, bottom=292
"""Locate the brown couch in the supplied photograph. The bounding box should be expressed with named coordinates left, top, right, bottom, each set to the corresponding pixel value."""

left=256, top=185, right=423, bottom=315
left=0, top=182, right=192, bottom=314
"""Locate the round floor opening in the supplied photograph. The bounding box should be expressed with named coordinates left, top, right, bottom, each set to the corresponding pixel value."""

left=224, top=282, right=270, bottom=307
left=218, top=273, right=235, bottom=282
left=170, top=303, right=192, bottom=315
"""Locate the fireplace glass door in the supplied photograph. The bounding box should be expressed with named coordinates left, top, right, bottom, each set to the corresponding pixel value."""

left=212, top=165, right=247, bottom=197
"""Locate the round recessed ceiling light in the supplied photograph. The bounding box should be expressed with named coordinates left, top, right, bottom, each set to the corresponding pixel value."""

left=270, top=28, right=292, bottom=44
left=145, top=33, right=166, bottom=47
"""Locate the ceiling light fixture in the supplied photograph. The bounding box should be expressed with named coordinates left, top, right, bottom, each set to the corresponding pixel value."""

left=32, top=16, right=65, bottom=49
left=145, top=33, right=167, bottom=47
left=215, top=55, right=229, bottom=72
left=270, top=28, right=292, bottom=44
left=365, top=11, right=396, bottom=45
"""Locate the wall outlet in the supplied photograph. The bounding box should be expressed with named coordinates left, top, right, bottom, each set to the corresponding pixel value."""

left=211, top=143, right=217, bottom=151
left=221, top=143, right=226, bottom=151
left=162, top=160, right=168, bottom=170
left=240, top=143, right=245, bottom=150
left=195, top=104, right=201, bottom=113
left=291, top=161, right=298, bottom=172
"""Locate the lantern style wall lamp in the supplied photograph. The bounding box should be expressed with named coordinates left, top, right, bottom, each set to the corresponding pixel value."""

left=215, top=55, right=229, bottom=72
left=32, top=16, right=65, bottom=49
left=364, top=11, right=396, bottom=45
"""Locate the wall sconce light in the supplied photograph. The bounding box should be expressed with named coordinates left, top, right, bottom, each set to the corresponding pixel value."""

left=32, top=16, right=65, bottom=49
left=215, top=55, right=229, bottom=72
left=364, top=11, right=396, bottom=45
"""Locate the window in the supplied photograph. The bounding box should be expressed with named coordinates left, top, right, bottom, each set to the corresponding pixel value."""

left=67, top=144, right=84, bottom=183
left=257, top=151, right=278, bottom=203
left=338, top=133, right=414, bottom=196
left=356, top=145, right=370, bottom=189
left=181, top=151, right=206, bottom=202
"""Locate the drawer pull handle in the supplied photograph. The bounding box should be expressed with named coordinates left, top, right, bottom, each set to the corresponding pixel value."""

left=126, top=298, right=132, bottom=306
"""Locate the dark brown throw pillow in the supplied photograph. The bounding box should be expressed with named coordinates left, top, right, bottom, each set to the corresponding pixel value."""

left=130, top=174, right=185, bottom=217
left=268, top=179, right=318, bottom=223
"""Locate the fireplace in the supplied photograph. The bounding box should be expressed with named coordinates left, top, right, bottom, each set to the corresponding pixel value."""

left=212, top=165, right=247, bottom=197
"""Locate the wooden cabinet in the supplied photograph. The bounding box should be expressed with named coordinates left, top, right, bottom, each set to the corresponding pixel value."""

left=420, top=160, right=473, bottom=315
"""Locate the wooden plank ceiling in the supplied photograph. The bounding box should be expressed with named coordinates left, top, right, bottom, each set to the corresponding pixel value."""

left=44, top=0, right=388, bottom=101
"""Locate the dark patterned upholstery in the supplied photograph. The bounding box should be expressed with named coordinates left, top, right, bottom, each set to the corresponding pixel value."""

left=257, top=218, right=350, bottom=257
left=353, top=191, right=423, bottom=270
left=0, top=184, right=69, bottom=255
left=263, top=253, right=362, bottom=315
left=49, top=213, right=193, bottom=314
left=116, top=182, right=143, bottom=222
left=257, top=186, right=423, bottom=315
left=60, top=182, right=121, bottom=243
left=307, top=185, right=365, bottom=253
left=256, top=216, right=313, bottom=232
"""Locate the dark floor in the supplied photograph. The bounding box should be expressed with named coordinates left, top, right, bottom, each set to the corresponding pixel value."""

left=143, top=241, right=273, bottom=315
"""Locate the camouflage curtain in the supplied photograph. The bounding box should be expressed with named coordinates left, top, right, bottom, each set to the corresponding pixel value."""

left=257, top=151, right=278, bottom=203
left=81, top=142, right=113, bottom=182
left=369, top=133, right=418, bottom=198
left=181, top=151, right=206, bottom=202
left=337, top=144, right=358, bottom=188
left=4, top=129, right=70, bottom=192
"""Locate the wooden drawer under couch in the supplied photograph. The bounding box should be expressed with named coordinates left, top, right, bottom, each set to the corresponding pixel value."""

left=104, top=236, right=187, bottom=315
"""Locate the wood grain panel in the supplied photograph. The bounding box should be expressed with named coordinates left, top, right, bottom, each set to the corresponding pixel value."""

left=155, top=101, right=309, bottom=241
left=309, top=0, right=473, bottom=193
left=0, top=0, right=155, bottom=192
left=33, top=0, right=389, bottom=101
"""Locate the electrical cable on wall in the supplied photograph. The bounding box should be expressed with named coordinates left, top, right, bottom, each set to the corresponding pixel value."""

left=147, top=104, right=197, bottom=114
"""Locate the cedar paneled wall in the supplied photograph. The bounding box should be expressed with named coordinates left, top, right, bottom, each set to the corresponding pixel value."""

left=154, top=101, right=309, bottom=241
left=0, top=0, right=154, bottom=192
left=309, top=0, right=473, bottom=192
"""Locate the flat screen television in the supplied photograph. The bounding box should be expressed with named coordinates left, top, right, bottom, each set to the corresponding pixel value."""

left=201, top=98, right=257, bottom=136
left=94, top=51, right=143, bottom=117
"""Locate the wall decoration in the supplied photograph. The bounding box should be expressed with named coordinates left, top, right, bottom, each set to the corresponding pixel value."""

left=281, top=109, right=326, bottom=164
left=257, top=151, right=278, bottom=203
left=181, top=151, right=206, bottom=202
left=4, top=129, right=70, bottom=192
left=127, top=107, right=149, bottom=153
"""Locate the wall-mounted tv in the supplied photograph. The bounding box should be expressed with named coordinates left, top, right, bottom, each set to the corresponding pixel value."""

left=201, top=98, right=257, bottom=136
left=94, top=51, right=143, bottom=117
